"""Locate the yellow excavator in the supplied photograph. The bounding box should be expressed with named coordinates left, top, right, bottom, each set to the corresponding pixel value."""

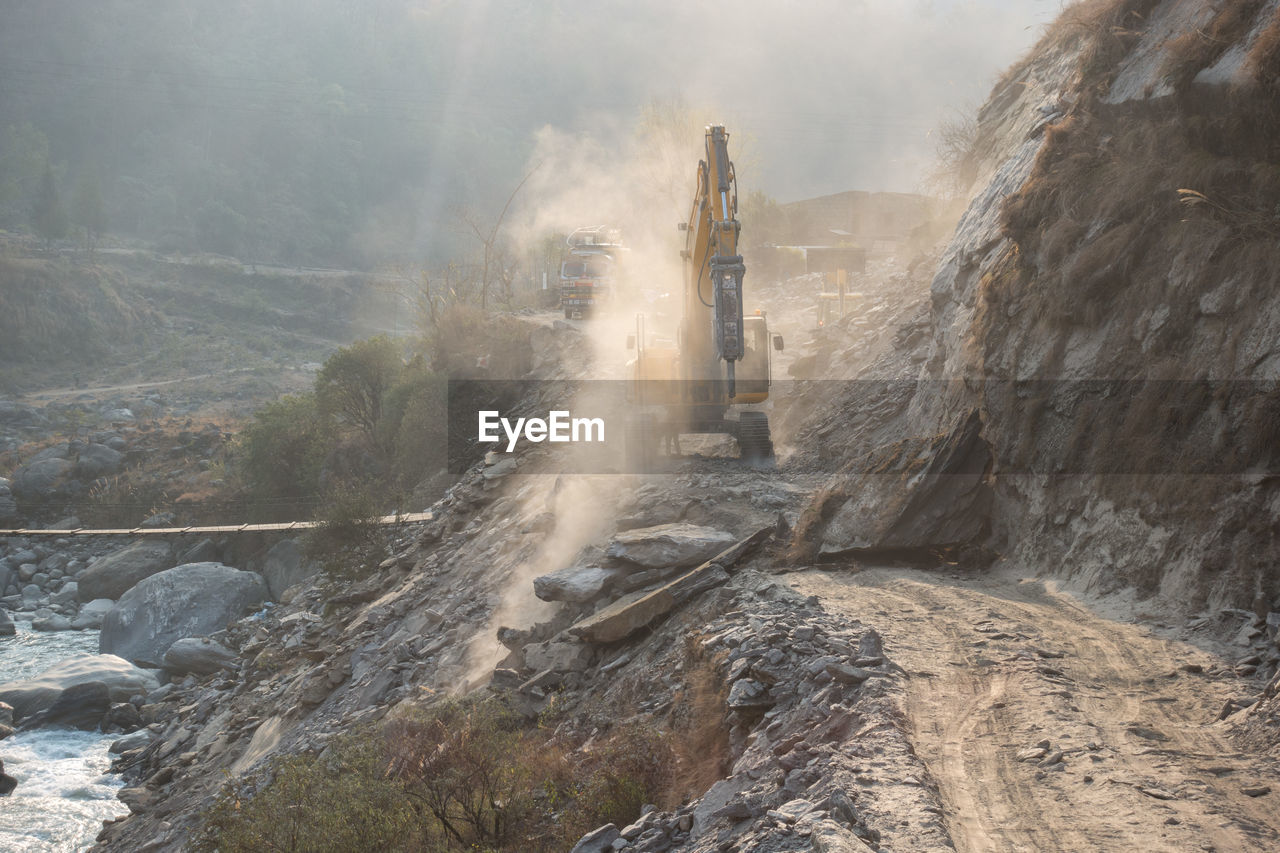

left=625, top=125, right=783, bottom=465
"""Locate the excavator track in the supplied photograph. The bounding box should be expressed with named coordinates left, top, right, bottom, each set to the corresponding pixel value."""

left=737, top=410, right=774, bottom=463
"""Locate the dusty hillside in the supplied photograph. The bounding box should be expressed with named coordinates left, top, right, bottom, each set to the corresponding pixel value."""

left=0, top=241, right=398, bottom=397
left=13, top=3, right=1280, bottom=853
left=796, top=0, right=1280, bottom=615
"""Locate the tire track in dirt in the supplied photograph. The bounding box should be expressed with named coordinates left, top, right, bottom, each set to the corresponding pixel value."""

left=790, top=567, right=1280, bottom=853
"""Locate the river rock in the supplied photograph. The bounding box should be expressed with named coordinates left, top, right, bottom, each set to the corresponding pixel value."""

left=533, top=566, right=617, bottom=603
left=110, top=730, right=154, bottom=754
left=74, top=443, right=124, bottom=480
left=31, top=613, right=72, bottom=631
left=77, top=540, right=175, bottom=602
left=605, top=523, right=736, bottom=569
left=0, top=759, right=14, bottom=796
left=260, top=539, right=317, bottom=601
left=0, top=610, right=13, bottom=636
left=99, top=562, right=268, bottom=667
left=50, top=581, right=78, bottom=607
left=19, top=681, right=110, bottom=730
left=162, top=637, right=239, bottom=676
left=71, top=598, right=116, bottom=630
left=0, top=654, right=159, bottom=723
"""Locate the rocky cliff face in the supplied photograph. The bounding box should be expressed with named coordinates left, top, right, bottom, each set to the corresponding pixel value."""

left=802, top=0, right=1280, bottom=615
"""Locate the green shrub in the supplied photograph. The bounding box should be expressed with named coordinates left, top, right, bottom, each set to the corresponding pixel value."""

left=235, top=393, right=331, bottom=507
left=306, top=481, right=386, bottom=581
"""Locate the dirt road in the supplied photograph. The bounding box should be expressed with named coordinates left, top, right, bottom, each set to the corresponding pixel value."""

left=790, top=566, right=1280, bottom=853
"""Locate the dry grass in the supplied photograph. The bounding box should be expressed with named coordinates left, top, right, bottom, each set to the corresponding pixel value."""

left=996, top=89, right=1280, bottom=351
left=0, top=257, right=146, bottom=364
left=1160, top=1, right=1268, bottom=91
left=664, top=645, right=732, bottom=805
left=1246, top=10, right=1280, bottom=92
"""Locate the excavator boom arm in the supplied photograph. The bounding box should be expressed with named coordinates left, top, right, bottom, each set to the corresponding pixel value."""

left=686, top=125, right=746, bottom=395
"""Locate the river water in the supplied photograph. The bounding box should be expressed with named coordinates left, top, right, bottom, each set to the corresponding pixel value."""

left=0, top=621, right=129, bottom=852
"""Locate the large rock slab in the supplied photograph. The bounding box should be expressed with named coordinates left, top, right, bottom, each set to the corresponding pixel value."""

left=163, top=637, right=239, bottom=676
left=100, top=562, right=267, bottom=667
left=0, top=654, right=159, bottom=723
left=77, top=540, right=175, bottom=602
left=533, top=566, right=618, bottom=603
left=798, top=410, right=992, bottom=559
left=605, top=523, right=736, bottom=569
left=572, top=527, right=771, bottom=643
left=260, top=539, right=318, bottom=600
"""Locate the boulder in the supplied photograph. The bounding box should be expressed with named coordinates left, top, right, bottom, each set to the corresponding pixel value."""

left=0, top=759, right=14, bottom=796
left=101, top=701, right=144, bottom=733
left=606, top=523, right=736, bottom=569
left=7, top=547, right=37, bottom=566
left=163, top=637, right=239, bottom=676
left=71, top=598, right=116, bottom=630
left=19, top=681, right=110, bottom=731
left=74, top=443, right=124, bottom=480
left=99, top=562, right=268, bottom=667
left=0, top=609, right=13, bottom=637
left=77, top=540, right=175, bottom=602
left=260, top=539, right=318, bottom=600
left=11, top=457, right=73, bottom=500
left=0, top=654, right=159, bottom=723
left=533, top=566, right=618, bottom=603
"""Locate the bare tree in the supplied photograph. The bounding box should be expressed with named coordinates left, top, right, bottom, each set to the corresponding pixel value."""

left=457, top=163, right=541, bottom=310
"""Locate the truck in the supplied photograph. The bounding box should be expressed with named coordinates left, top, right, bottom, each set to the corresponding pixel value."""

left=559, top=225, right=625, bottom=319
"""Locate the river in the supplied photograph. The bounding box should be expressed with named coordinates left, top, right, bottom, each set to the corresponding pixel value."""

left=0, top=620, right=129, bottom=852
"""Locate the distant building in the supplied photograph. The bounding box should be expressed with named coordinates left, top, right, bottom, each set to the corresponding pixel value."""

left=780, top=190, right=937, bottom=250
